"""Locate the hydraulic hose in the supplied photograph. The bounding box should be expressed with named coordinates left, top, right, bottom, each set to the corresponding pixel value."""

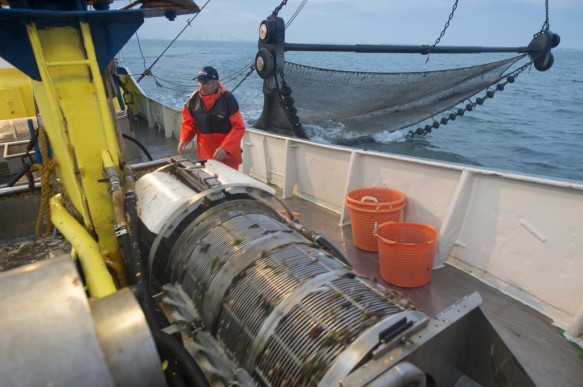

left=131, top=283, right=209, bottom=387
left=130, top=283, right=162, bottom=331
left=273, top=196, right=351, bottom=267
left=287, top=220, right=352, bottom=267
left=122, top=133, right=154, bottom=161
left=122, top=166, right=145, bottom=285
left=130, top=284, right=190, bottom=386
left=152, top=330, right=211, bottom=387
left=123, top=190, right=144, bottom=284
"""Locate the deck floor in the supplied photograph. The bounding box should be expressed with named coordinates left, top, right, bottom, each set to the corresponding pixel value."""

left=277, top=195, right=583, bottom=387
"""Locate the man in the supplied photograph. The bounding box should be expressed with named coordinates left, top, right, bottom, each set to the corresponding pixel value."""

left=177, top=66, right=245, bottom=169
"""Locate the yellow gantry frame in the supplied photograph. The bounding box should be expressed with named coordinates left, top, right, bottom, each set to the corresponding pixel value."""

left=27, top=21, right=125, bottom=296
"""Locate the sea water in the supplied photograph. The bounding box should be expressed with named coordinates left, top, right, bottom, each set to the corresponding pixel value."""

left=118, top=39, right=583, bottom=182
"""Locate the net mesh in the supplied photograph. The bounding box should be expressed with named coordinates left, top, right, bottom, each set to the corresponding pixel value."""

left=255, top=55, right=525, bottom=134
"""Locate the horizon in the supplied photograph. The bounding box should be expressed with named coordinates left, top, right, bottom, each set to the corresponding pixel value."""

left=132, top=0, right=583, bottom=51
left=128, top=36, right=583, bottom=52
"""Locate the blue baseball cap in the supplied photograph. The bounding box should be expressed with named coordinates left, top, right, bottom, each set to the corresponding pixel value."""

left=195, top=66, right=219, bottom=82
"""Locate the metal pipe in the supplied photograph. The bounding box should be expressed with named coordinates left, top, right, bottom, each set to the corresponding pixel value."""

left=0, top=182, right=41, bottom=195
left=102, top=150, right=129, bottom=288
left=50, top=194, right=117, bottom=298
left=284, top=42, right=530, bottom=55
left=102, top=150, right=126, bottom=229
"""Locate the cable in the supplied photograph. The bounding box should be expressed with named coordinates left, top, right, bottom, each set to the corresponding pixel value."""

left=230, top=66, right=256, bottom=93
left=137, top=0, right=213, bottom=82
left=153, top=330, right=211, bottom=387
left=122, top=133, right=154, bottom=161
left=285, top=0, right=309, bottom=28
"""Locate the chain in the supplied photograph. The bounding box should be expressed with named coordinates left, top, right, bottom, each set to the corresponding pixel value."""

left=543, top=0, right=550, bottom=31
left=275, top=73, right=308, bottom=139
left=272, top=0, right=288, bottom=16
left=408, top=58, right=532, bottom=138
left=424, top=0, right=459, bottom=57
left=536, top=0, right=550, bottom=37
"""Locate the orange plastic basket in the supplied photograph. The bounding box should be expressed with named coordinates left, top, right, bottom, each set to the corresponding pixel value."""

left=346, top=187, right=405, bottom=210
left=377, top=222, right=437, bottom=288
left=346, top=188, right=406, bottom=252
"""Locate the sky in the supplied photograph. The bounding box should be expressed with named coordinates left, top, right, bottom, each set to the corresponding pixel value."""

left=126, top=0, right=583, bottom=50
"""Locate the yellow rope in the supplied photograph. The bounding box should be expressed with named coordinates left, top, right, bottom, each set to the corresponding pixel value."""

left=31, top=126, right=56, bottom=238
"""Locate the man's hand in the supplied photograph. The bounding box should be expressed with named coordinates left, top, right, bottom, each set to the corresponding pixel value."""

left=213, top=147, right=227, bottom=161
left=177, top=140, right=188, bottom=155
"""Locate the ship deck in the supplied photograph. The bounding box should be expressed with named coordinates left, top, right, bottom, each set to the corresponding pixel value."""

left=129, top=122, right=583, bottom=386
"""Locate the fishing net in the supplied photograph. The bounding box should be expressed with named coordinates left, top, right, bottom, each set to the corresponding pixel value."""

left=255, top=55, right=525, bottom=134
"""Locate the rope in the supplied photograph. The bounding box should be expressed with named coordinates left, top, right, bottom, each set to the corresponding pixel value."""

left=31, top=126, right=56, bottom=238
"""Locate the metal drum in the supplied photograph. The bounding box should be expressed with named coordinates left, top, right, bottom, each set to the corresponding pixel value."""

left=138, top=159, right=424, bottom=385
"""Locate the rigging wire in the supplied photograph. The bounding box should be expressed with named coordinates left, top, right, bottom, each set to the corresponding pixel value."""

left=137, top=0, right=213, bottom=83
left=220, top=59, right=256, bottom=84
left=285, top=0, right=309, bottom=28
left=128, top=0, right=311, bottom=95
left=230, top=66, right=256, bottom=93
left=118, top=0, right=148, bottom=72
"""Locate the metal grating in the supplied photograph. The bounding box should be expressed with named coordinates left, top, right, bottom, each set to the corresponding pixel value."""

left=166, top=202, right=291, bottom=313
left=254, top=276, right=402, bottom=386
left=216, top=244, right=344, bottom=360
left=161, top=197, right=406, bottom=386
